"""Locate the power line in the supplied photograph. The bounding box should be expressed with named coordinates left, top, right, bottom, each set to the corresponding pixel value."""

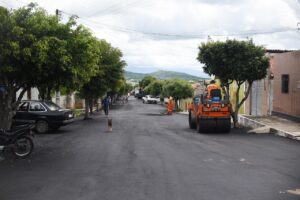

left=0, top=0, right=11, bottom=7
left=99, top=0, right=150, bottom=16
left=88, top=0, right=143, bottom=17
left=60, top=10, right=297, bottom=40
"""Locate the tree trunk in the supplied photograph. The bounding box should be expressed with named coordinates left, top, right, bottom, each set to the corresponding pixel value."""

left=225, top=85, right=230, bottom=100
left=175, top=99, right=179, bottom=110
left=224, top=84, right=235, bottom=125
left=38, top=87, right=46, bottom=100
left=89, top=99, right=93, bottom=114
left=66, top=93, right=72, bottom=109
left=110, top=94, right=114, bottom=107
left=233, top=84, right=241, bottom=128
left=84, top=98, right=89, bottom=120
left=46, top=86, right=52, bottom=101
left=0, top=85, right=27, bottom=130
left=0, top=92, right=14, bottom=130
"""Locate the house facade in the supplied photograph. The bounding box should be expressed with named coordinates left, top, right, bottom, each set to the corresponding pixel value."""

left=245, top=50, right=300, bottom=119
left=17, top=88, right=83, bottom=109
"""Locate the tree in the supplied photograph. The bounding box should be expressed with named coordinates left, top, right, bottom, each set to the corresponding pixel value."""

left=162, top=79, right=193, bottom=109
left=139, top=76, right=156, bottom=89
left=0, top=5, right=45, bottom=129
left=0, top=4, right=99, bottom=129
left=144, top=80, right=163, bottom=97
left=35, top=21, right=99, bottom=100
left=99, top=40, right=126, bottom=105
left=118, top=80, right=133, bottom=96
left=79, top=74, right=108, bottom=119
left=197, top=39, right=269, bottom=127
left=78, top=40, right=126, bottom=119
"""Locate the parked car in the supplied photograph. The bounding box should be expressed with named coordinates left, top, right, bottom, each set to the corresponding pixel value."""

left=142, top=95, right=160, bottom=104
left=13, top=100, right=74, bottom=133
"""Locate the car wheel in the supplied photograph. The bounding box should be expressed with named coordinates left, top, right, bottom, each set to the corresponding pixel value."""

left=36, top=120, right=49, bottom=134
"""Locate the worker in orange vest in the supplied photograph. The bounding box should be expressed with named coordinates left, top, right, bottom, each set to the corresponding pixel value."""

left=206, top=80, right=221, bottom=99
left=167, top=96, right=173, bottom=115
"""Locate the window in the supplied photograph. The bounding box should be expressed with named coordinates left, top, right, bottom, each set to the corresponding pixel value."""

left=44, top=101, right=61, bottom=111
left=18, top=102, right=29, bottom=111
left=281, top=74, right=289, bottom=94
left=29, top=102, right=46, bottom=112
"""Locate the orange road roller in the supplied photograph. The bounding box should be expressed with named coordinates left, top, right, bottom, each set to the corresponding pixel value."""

left=188, top=88, right=231, bottom=133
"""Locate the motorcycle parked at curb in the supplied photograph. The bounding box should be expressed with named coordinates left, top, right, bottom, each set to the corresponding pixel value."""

left=0, top=124, right=35, bottom=158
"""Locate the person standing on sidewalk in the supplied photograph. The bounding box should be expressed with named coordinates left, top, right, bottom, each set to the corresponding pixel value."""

left=102, top=96, right=110, bottom=116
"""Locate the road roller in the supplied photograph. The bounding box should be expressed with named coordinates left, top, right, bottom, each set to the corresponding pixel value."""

left=188, top=88, right=231, bottom=133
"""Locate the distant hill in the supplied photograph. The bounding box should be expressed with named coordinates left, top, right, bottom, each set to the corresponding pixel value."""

left=125, top=70, right=207, bottom=82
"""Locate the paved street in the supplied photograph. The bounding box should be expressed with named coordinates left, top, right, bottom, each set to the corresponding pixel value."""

left=0, top=97, right=300, bottom=200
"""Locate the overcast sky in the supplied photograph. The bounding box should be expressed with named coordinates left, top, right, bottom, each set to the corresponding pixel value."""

left=2, top=0, right=300, bottom=77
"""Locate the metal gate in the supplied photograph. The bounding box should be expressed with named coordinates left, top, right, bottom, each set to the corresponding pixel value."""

left=250, top=80, right=263, bottom=116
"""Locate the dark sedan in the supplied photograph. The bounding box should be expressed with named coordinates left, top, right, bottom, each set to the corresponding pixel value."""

left=13, top=100, right=74, bottom=133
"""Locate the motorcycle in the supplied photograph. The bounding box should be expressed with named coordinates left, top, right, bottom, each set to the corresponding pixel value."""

left=0, top=124, right=35, bottom=158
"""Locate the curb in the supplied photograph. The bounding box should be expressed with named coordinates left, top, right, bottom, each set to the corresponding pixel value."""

left=173, top=113, right=299, bottom=141
left=238, top=115, right=300, bottom=141
left=176, top=112, right=188, bottom=115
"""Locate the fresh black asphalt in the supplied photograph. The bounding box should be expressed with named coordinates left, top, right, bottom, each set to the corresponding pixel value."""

left=0, top=97, right=299, bottom=200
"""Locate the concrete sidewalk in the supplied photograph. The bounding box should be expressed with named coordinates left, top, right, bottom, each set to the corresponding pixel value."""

left=239, top=115, right=300, bottom=141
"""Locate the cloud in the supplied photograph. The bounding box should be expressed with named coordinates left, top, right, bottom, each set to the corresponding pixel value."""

left=2, top=0, right=300, bottom=76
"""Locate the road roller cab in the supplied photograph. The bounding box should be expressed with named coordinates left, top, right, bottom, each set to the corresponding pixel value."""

left=188, top=87, right=231, bottom=133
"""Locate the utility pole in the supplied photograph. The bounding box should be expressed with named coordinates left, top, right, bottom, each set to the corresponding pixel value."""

left=207, top=35, right=212, bottom=42
left=55, top=8, right=61, bottom=106
left=55, top=9, right=62, bottom=18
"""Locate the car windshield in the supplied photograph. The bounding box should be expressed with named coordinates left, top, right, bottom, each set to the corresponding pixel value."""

left=44, top=101, right=62, bottom=111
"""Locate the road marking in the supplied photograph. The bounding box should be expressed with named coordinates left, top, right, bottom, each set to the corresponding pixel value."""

left=287, top=189, right=300, bottom=195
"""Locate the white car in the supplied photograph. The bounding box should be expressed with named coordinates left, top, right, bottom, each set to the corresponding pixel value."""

left=142, top=95, right=160, bottom=104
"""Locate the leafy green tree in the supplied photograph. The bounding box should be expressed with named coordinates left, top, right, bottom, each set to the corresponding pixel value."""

left=162, top=79, right=193, bottom=109
left=0, top=5, right=46, bottom=129
left=0, top=4, right=99, bottom=129
left=197, top=39, right=269, bottom=127
left=99, top=41, right=126, bottom=104
left=35, top=20, right=99, bottom=100
left=78, top=40, right=126, bottom=118
left=79, top=74, right=107, bottom=119
left=139, top=76, right=156, bottom=89
left=144, top=80, right=163, bottom=96
left=118, top=80, right=133, bottom=96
